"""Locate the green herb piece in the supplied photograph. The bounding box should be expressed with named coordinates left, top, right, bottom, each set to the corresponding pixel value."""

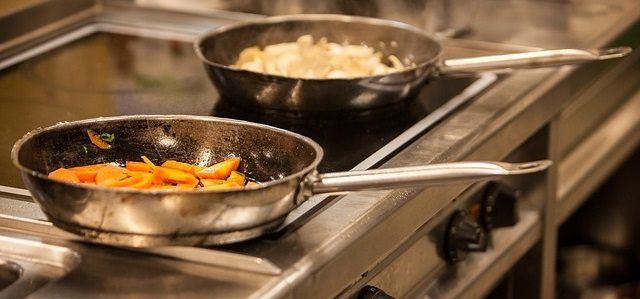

left=82, top=146, right=88, bottom=154
left=100, top=133, right=115, bottom=142
left=117, top=173, right=132, bottom=181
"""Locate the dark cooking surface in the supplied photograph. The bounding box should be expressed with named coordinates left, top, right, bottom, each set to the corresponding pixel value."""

left=0, top=32, right=475, bottom=189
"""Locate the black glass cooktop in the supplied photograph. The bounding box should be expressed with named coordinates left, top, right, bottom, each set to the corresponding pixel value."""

left=0, top=32, right=479, bottom=189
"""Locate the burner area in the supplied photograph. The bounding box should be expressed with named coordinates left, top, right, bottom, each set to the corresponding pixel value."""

left=212, top=72, right=478, bottom=172
left=19, top=34, right=203, bottom=94
left=213, top=97, right=425, bottom=172
left=0, top=30, right=485, bottom=189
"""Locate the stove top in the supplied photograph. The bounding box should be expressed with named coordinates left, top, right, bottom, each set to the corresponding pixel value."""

left=0, top=12, right=502, bottom=276
left=0, top=30, right=491, bottom=190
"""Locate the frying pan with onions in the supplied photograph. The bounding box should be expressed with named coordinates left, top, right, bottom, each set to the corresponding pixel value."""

left=195, top=14, right=630, bottom=112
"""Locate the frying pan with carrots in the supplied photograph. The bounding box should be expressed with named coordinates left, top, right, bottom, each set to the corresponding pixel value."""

left=12, top=115, right=550, bottom=247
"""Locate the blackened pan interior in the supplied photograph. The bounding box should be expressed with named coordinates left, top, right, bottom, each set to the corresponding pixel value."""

left=13, top=115, right=322, bottom=188
left=198, top=14, right=441, bottom=76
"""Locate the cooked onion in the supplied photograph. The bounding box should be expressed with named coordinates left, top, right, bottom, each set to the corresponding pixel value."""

left=232, top=35, right=413, bottom=79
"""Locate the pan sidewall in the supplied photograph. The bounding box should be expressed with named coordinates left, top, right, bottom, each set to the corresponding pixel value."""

left=206, top=64, right=433, bottom=112
left=25, top=171, right=303, bottom=235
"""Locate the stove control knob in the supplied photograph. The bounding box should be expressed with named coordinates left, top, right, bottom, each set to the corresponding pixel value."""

left=482, top=182, right=520, bottom=229
left=444, top=210, right=488, bottom=263
left=358, top=285, right=395, bottom=299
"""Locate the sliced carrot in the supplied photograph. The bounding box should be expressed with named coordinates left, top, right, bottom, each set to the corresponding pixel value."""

left=195, top=157, right=241, bottom=179
left=200, top=179, right=227, bottom=187
left=128, top=172, right=154, bottom=189
left=154, top=166, right=198, bottom=184
left=49, top=156, right=254, bottom=191
left=161, top=160, right=196, bottom=175
left=152, top=175, right=164, bottom=185
left=127, top=171, right=149, bottom=176
left=141, top=156, right=156, bottom=170
left=95, top=166, right=142, bottom=187
left=111, top=175, right=143, bottom=187
left=48, top=168, right=81, bottom=183
left=87, top=130, right=111, bottom=149
left=68, top=163, right=109, bottom=182
left=126, top=161, right=152, bottom=173
left=193, top=165, right=204, bottom=174
left=227, top=170, right=246, bottom=186
left=177, top=181, right=199, bottom=189
left=202, top=181, right=241, bottom=190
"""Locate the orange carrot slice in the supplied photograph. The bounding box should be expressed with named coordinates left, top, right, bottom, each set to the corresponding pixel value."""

left=152, top=175, right=164, bottom=185
left=95, top=166, right=142, bottom=187
left=161, top=160, right=196, bottom=175
left=200, top=179, right=227, bottom=187
left=126, top=161, right=152, bottom=173
left=193, top=165, right=204, bottom=174
left=227, top=170, right=246, bottom=186
left=87, top=130, right=111, bottom=149
left=195, top=157, right=241, bottom=179
left=177, top=181, right=199, bottom=190
left=68, top=163, right=109, bottom=182
left=128, top=172, right=154, bottom=189
left=48, top=168, right=81, bottom=183
left=141, top=156, right=156, bottom=170
left=154, top=166, right=198, bottom=184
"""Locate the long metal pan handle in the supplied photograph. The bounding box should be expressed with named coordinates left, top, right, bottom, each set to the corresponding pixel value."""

left=438, top=47, right=631, bottom=75
left=309, top=160, right=551, bottom=195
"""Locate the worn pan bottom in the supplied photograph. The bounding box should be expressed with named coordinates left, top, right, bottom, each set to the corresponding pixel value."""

left=47, top=214, right=287, bottom=247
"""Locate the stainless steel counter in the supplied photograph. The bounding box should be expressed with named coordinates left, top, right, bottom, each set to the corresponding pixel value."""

left=0, top=0, right=639, bottom=298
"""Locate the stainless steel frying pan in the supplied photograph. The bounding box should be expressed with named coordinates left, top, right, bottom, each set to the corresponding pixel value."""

left=12, top=115, right=551, bottom=247
left=195, top=14, right=631, bottom=112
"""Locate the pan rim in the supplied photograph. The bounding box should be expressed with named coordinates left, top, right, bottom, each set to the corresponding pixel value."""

left=193, top=13, right=442, bottom=82
left=11, top=114, right=324, bottom=195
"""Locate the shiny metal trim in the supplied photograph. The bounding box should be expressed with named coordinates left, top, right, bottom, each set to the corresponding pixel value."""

left=0, top=213, right=283, bottom=275
left=0, top=24, right=95, bottom=71
left=0, top=22, right=197, bottom=71
left=0, top=234, right=80, bottom=271
left=0, top=186, right=31, bottom=199
left=0, top=233, right=82, bottom=298
left=310, top=160, right=551, bottom=195
left=440, top=47, right=632, bottom=74
left=143, top=247, right=282, bottom=275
